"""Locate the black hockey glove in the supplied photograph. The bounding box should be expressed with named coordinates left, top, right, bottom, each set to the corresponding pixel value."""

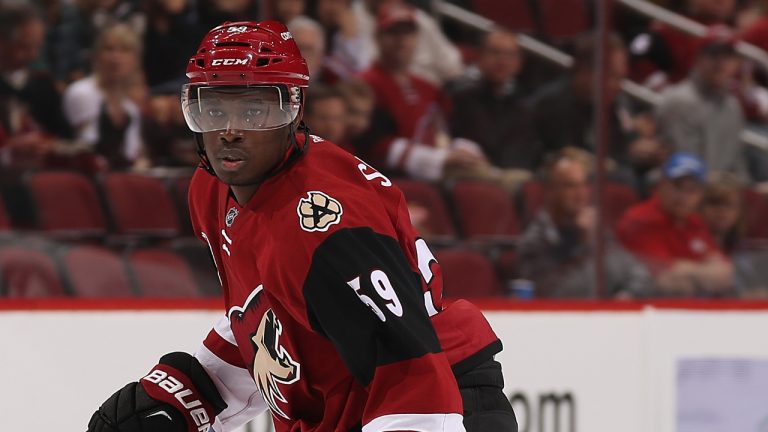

left=87, top=352, right=227, bottom=432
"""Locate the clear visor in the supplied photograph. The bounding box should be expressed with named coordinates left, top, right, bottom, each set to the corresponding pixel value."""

left=181, top=85, right=300, bottom=133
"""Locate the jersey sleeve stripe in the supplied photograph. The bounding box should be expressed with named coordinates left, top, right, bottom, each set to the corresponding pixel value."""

left=362, top=413, right=465, bottom=432
left=204, top=327, right=244, bottom=368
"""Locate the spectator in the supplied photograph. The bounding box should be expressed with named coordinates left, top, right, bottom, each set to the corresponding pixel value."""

left=359, top=3, right=487, bottom=182
left=351, top=0, right=463, bottom=85
left=142, top=92, right=198, bottom=167
left=700, top=172, right=744, bottom=253
left=617, top=153, right=734, bottom=297
left=517, top=149, right=652, bottom=299
left=336, top=78, right=375, bottom=146
left=311, top=0, right=366, bottom=80
left=0, top=3, right=72, bottom=169
left=530, top=33, right=663, bottom=183
left=699, top=172, right=768, bottom=298
left=40, top=0, right=92, bottom=86
left=630, top=0, right=737, bottom=88
left=273, top=0, right=306, bottom=22
left=287, top=16, right=340, bottom=84
left=145, top=0, right=205, bottom=93
left=304, top=84, right=349, bottom=149
left=198, top=0, right=260, bottom=30
left=449, top=29, right=541, bottom=173
left=655, top=32, right=748, bottom=181
left=63, top=24, right=147, bottom=171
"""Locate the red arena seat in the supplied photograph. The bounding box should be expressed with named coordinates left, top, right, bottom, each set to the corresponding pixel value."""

left=472, top=0, right=537, bottom=33
left=539, top=0, right=590, bottom=40
left=743, top=188, right=768, bottom=240
left=101, top=173, right=180, bottom=237
left=395, top=179, right=456, bottom=239
left=0, top=246, right=66, bottom=297
left=436, top=248, right=502, bottom=298
left=128, top=248, right=201, bottom=297
left=61, top=245, right=134, bottom=297
left=0, top=195, right=10, bottom=232
left=27, top=171, right=107, bottom=237
left=451, top=180, right=520, bottom=240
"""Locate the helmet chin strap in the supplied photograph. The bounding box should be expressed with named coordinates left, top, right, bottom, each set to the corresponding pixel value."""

left=194, top=121, right=311, bottom=179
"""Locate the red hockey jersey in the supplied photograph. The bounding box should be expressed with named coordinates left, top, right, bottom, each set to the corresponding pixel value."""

left=188, top=136, right=501, bottom=432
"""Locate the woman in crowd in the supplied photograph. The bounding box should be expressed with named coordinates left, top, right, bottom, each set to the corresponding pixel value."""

left=63, top=23, right=147, bottom=171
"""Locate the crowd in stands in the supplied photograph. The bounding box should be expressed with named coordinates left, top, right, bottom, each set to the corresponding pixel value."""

left=3, top=0, right=768, bottom=300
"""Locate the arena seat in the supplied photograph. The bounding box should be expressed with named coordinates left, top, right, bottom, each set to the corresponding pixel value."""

left=61, top=245, right=134, bottom=297
left=0, top=195, right=10, bottom=232
left=743, top=188, right=768, bottom=240
left=171, top=174, right=194, bottom=236
left=26, top=171, right=107, bottom=237
left=471, top=0, right=537, bottom=33
left=172, top=242, right=222, bottom=297
left=101, top=173, right=179, bottom=237
left=127, top=248, right=201, bottom=297
left=450, top=180, right=520, bottom=241
left=394, top=179, right=457, bottom=240
left=601, top=182, right=639, bottom=227
left=0, top=245, right=66, bottom=297
left=436, top=248, right=502, bottom=298
left=538, top=0, right=590, bottom=40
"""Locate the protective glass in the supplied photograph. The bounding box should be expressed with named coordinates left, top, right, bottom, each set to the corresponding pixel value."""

left=181, top=85, right=300, bottom=133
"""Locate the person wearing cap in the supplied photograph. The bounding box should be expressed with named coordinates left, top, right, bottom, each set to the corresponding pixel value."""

left=655, top=28, right=749, bottom=181
left=617, top=152, right=734, bottom=296
left=86, top=20, right=516, bottom=432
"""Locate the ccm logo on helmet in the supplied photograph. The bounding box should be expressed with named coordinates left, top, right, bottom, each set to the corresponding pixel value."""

left=143, top=369, right=213, bottom=432
left=211, top=58, right=248, bottom=66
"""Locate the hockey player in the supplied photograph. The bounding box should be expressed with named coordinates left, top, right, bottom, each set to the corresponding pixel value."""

left=86, top=20, right=517, bottom=432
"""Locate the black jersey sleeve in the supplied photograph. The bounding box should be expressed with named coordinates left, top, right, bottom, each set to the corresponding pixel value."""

left=302, top=226, right=442, bottom=386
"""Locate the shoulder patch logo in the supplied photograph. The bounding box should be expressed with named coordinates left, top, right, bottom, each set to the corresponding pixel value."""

left=225, top=207, right=239, bottom=227
left=297, top=191, right=343, bottom=232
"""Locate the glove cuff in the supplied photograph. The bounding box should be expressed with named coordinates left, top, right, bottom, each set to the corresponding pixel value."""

left=140, top=363, right=221, bottom=432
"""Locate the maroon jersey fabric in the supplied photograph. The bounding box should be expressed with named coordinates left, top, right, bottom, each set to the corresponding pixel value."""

left=189, top=135, right=500, bottom=431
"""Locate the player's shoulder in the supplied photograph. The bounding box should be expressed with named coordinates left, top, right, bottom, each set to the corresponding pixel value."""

left=273, top=135, right=400, bottom=236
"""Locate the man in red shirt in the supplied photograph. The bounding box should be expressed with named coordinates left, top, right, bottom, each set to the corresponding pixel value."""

left=358, top=3, right=487, bottom=182
left=617, top=152, right=734, bottom=296
left=86, top=19, right=516, bottom=432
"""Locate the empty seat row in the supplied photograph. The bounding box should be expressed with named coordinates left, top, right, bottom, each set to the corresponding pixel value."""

left=0, top=240, right=509, bottom=299
left=471, top=0, right=591, bottom=40
left=0, top=242, right=219, bottom=298
left=2, top=170, right=192, bottom=239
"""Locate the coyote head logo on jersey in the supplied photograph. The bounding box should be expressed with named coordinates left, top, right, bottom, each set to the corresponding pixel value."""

left=297, top=191, right=343, bottom=232
left=251, top=309, right=301, bottom=420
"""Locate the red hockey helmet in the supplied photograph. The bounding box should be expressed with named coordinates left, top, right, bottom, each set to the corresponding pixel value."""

left=182, top=21, right=310, bottom=133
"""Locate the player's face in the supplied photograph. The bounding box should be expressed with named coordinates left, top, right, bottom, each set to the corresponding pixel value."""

left=201, top=124, right=292, bottom=187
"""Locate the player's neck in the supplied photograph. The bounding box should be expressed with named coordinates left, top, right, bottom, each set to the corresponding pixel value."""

left=230, top=185, right=260, bottom=206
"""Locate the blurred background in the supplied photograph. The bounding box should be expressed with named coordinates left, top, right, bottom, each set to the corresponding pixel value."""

left=1, top=0, right=768, bottom=431
left=4, top=0, right=768, bottom=301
